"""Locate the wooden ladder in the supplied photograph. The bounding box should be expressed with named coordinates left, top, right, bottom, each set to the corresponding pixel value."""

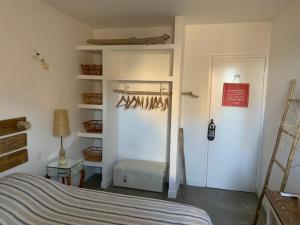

left=252, top=79, right=300, bottom=225
left=179, top=128, right=187, bottom=196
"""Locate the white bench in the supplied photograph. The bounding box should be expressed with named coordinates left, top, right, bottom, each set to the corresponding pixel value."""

left=113, top=159, right=167, bottom=192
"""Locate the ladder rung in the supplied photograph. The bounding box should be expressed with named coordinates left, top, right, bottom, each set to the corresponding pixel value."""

left=282, top=129, right=296, bottom=138
left=275, top=159, right=286, bottom=172
left=289, top=98, right=300, bottom=102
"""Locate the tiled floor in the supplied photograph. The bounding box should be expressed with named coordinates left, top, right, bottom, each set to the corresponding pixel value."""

left=84, top=174, right=263, bottom=225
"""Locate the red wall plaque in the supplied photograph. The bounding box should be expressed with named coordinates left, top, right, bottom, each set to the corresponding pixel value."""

left=222, top=83, right=250, bottom=107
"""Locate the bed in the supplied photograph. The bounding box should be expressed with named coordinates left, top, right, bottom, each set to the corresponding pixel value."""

left=0, top=173, right=212, bottom=225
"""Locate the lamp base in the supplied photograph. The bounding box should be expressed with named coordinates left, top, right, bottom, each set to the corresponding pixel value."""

left=58, top=148, right=67, bottom=165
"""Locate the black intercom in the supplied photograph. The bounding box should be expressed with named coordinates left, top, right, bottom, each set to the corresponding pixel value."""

left=207, top=119, right=216, bottom=141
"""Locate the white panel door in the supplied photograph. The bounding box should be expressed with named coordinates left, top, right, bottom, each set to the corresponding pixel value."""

left=207, top=56, right=266, bottom=192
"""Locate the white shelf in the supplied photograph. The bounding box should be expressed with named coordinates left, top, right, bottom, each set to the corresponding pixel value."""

left=78, top=132, right=103, bottom=139
left=78, top=104, right=103, bottom=110
left=77, top=74, right=173, bottom=82
left=77, top=75, right=103, bottom=80
left=83, top=160, right=102, bottom=167
left=77, top=44, right=175, bottom=51
left=103, top=76, right=174, bottom=82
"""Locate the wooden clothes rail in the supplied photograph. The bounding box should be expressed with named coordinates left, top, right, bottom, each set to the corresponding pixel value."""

left=113, top=81, right=198, bottom=98
left=113, top=89, right=172, bottom=96
left=113, top=90, right=199, bottom=98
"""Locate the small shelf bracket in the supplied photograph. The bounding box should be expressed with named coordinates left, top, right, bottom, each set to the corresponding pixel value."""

left=181, top=91, right=199, bottom=98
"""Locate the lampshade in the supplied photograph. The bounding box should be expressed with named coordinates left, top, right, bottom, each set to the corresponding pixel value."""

left=53, top=109, right=70, bottom=137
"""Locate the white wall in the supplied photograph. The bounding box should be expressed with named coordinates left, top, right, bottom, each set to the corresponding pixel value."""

left=182, top=22, right=272, bottom=187
left=259, top=1, right=300, bottom=193
left=0, top=0, right=93, bottom=178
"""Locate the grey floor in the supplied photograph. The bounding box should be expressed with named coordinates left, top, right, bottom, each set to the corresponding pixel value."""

left=84, top=174, right=263, bottom=225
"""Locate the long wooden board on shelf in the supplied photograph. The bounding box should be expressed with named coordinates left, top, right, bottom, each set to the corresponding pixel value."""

left=77, top=44, right=175, bottom=51
left=0, top=133, right=27, bottom=155
left=0, top=117, right=26, bottom=137
left=0, top=149, right=28, bottom=172
left=87, top=34, right=170, bottom=45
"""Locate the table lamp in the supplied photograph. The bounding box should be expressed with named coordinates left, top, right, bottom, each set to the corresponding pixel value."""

left=53, top=109, right=70, bottom=165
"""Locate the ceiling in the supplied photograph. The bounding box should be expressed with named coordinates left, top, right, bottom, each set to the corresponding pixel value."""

left=41, top=0, right=295, bottom=28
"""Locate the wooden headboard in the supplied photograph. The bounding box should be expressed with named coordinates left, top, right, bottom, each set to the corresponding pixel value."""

left=0, top=117, right=30, bottom=172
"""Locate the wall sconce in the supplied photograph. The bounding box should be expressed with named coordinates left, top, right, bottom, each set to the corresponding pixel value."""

left=32, top=49, right=49, bottom=70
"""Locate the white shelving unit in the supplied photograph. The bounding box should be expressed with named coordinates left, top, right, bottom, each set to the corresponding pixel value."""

left=84, top=160, right=103, bottom=168
left=77, top=104, right=103, bottom=110
left=76, top=16, right=184, bottom=197
left=78, top=75, right=172, bottom=82
left=77, top=75, right=103, bottom=80
left=77, top=66, right=103, bottom=172
left=104, top=77, right=174, bottom=82
left=78, top=132, right=103, bottom=139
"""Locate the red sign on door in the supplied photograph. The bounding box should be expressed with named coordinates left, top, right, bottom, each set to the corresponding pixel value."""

left=222, top=83, right=250, bottom=107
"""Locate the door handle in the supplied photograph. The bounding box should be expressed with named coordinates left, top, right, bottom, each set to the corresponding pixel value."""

left=207, top=119, right=216, bottom=141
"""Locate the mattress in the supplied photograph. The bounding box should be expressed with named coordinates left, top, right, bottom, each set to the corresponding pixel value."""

left=0, top=173, right=212, bottom=225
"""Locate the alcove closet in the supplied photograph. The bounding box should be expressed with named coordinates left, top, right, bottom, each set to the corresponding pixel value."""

left=77, top=16, right=184, bottom=198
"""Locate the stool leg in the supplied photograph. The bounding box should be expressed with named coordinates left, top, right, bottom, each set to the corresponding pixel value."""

left=66, top=177, right=71, bottom=185
left=79, top=169, right=85, bottom=188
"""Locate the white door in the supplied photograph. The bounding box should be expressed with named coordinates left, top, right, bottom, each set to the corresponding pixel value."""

left=207, top=56, right=266, bottom=192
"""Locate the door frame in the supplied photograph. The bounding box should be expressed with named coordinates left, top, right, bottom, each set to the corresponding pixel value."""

left=206, top=55, right=269, bottom=193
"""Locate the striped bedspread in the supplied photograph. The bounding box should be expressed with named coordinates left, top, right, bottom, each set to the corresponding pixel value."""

left=0, top=173, right=212, bottom=225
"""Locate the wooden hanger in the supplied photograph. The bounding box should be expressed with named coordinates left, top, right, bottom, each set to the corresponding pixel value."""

left=149, top=97, right=154, bottom=110
left=145, top=96, right=149, bottom=109
left=126, top=96, right=131, bottom=107
left=162, top=97, right=169, bottom=111
left=157, top=84, right=165, bottom=110
left=140, top=96, right=144, bottom=109
left=116, top=95, right=128, bottom=108
left=152, top=97, right=158, bottom=109
left=134, top=96, right=142, bottom=109
left=126, top=96, right=137, bottom=109
left=157, top=96, right=164, bottom=109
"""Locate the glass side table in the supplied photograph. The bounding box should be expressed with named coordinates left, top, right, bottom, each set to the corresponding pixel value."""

left=46, top=159, right=85, bottom=188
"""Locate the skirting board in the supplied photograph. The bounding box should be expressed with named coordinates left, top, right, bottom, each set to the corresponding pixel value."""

left=168, top=182, right=180, bottom=199
left=101, top=176, right=112, bottom=189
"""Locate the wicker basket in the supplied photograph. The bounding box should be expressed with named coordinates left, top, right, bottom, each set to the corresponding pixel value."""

left=83, top=120, right=102, bottom=133
left=82, top=93, right=103, bottom=105
left=81, top=64, right=102, bottom=75
left=82, top=146, right=102, bottom=162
